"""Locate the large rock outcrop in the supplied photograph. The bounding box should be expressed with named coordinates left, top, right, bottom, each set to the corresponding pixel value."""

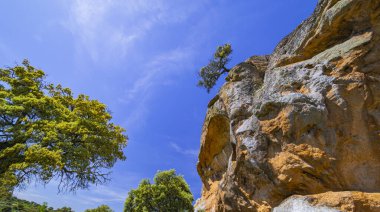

left=196, top=0, right=380, bottom=211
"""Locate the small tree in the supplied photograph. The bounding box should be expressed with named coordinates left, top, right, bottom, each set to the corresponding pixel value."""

left=0, top=60, right=127, bottom=194
left=197, top=43, right=232, bottom=93
left=124, top=169, right=194, bottom=212
left=85, top=205, right=113, bottom=212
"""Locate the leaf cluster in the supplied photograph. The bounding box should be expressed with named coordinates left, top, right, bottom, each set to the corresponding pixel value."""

left=197, top=43, right=232, bottom=93
left=124, top=170, right=194, bottom=212
left=0, top=60, right=128, bottom=193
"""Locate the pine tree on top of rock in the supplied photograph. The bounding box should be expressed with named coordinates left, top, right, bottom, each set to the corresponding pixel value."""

left=197, top=43, right=232, bottom=93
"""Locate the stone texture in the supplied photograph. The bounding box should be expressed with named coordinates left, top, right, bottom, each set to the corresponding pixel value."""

left=274, top=192, right=380, bottom=212
left=196, top=0, right=380, bottom=211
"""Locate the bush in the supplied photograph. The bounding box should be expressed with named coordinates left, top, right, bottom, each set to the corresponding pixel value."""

left=85, top=205, right=113, bottom=212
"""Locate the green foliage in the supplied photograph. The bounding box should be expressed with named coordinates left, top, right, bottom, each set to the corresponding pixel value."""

left=55, top=207, right=74, bottom=212
left=197, top=43, right=232, bottom=93
left=124, top=169, right=194, bottom=212
left=0, top=196, right=73, bottom=212
left=84, top=204, right=113, bottom=212
left=38, top=202, right=48, bottom=212
left=0, top=60, right=128, bottom=193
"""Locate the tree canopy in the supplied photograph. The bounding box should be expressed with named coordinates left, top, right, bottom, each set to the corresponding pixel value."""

left=84, top=205, right=113, bottom=212
left=0, top=196, right=73, bottom=212
left=0, top=60, right=127, bottom=196
left=124, top=169, right=194, bottom=212
left=197, top=43, right=232, bottom=93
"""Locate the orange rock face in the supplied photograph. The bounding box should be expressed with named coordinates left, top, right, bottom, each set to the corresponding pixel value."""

left=195, top=0, right=380, bottom=211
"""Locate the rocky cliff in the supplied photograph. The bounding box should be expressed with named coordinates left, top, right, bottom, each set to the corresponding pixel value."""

left=195, top=0, right=380, bottom=211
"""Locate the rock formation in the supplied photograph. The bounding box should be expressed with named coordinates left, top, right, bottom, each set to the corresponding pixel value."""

left=274, top=192, right=380, bottom=212
left=195, top=0, right=380, bottom=211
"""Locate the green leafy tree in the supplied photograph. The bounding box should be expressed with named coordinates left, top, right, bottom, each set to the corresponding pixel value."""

left=124, top=169, right=194, bottom=212
left=12, top=202, right=24, bottom=211
left=0, top=60, right=127, bottom=195
left=56, top=206, right=74, bottom=212
left=85, top=205, right=113, bottom=212
left=38, top=202, right=49, bottom=212
left=197, top=43, right=232, bottom=93
left=0, top=195, right=72, bottom=212
left=1, top=206, right=11, bottom=212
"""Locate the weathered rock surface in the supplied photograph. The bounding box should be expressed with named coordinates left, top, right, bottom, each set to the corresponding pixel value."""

left=274, top=192, right=380, bottom=212
left=196, top=0, right=380, bottom=211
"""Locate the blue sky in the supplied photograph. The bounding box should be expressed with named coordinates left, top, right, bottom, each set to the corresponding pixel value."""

left=0, top=0, right=317, bottom=211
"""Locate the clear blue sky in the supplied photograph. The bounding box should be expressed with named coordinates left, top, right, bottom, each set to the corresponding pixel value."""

left=0, top=0, right=317, bottom=211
